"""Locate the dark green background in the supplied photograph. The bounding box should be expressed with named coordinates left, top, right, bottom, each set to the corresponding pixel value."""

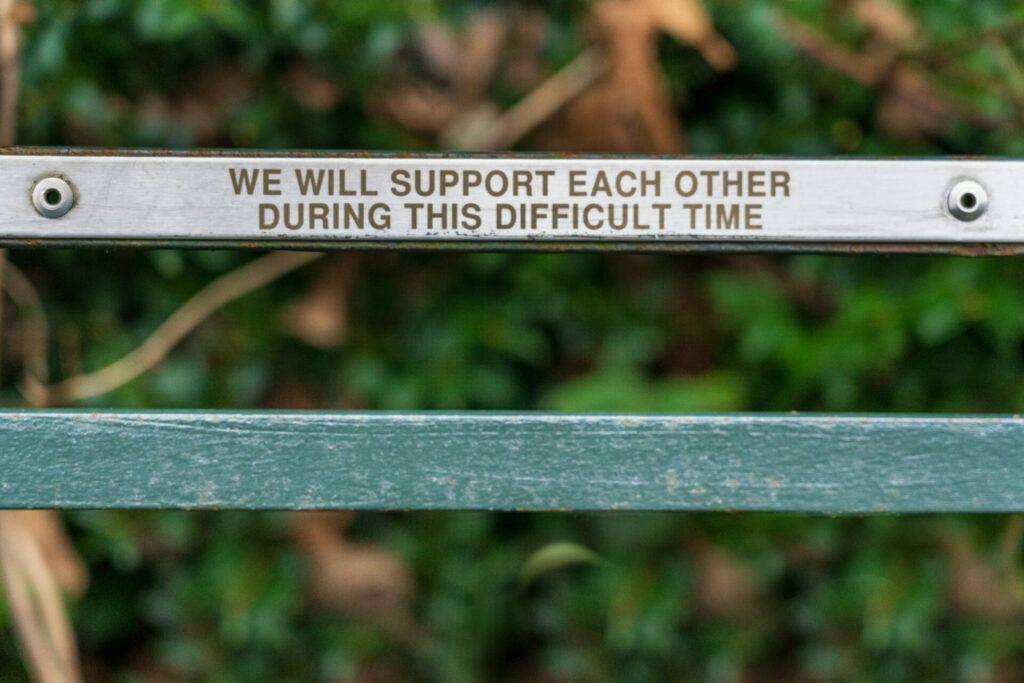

left=4, top=0, right=1024, bottom=680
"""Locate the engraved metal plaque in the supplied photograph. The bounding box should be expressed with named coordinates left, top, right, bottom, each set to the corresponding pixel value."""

left=1, top=151, right=1021, bottom=251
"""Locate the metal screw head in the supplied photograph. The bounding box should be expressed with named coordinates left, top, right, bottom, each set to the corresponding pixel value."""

left=947, top=180, right=987, bottom=222
left=31, top=177, right=74, bottom=218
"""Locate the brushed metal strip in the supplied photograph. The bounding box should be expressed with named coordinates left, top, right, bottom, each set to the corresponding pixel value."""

left=1, top=151, right=1020, bottom=248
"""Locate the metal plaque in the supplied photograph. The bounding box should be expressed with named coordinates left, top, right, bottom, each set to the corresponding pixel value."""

left=2, top=151, right=1022, bottom=251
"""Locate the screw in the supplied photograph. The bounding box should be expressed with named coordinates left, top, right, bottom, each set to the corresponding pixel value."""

left=31, top=177, right=74, bottom=218
left=947, top=180, right=987, bottom=222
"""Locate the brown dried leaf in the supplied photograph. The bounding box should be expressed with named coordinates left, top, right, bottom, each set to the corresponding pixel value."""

left=777, top=9, right=982, bottom=143
left=504, top=5, right=550, bottom=90
left=648, top=0, right=736, bottom=70
left=307, top=541, right=414, bottom=621
left=536, top=0, right=685, bottom=154
left=376, top=83, right=462, bottom=135
left=454, top=8, right=508, bottom=102
left=293, top=510, right=355, bottom=542
left=292, top=512, right=415, bottom=635
left=286, top=62, right=343, bottom=111
left=836, top=0, right=918, bottom=45
left=984, top=665, right=1024, bottom=683
left=875, top=66, right=966, bottom=141
left=262, top=380, right=321, bottom=410
left=10, top=1, right=33, bottom=25
left=281, top=254, right=360, bottom=349
left=690, top=539, right=765, bottom=618
left=379, top=8, right=508, bottom=137
left=944, top=533, right=1021, bottom=621
left=414, top=22, right=460, bottom=83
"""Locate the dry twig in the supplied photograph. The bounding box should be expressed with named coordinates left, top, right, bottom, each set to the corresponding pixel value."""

left=442, top=50, right=606, bottom=151
left=30, top=251, right=323, bottom=406
left=774, top=12, right=885, bottom=85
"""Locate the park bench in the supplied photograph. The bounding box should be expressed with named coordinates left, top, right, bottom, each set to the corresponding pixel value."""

left=0, top=149, right=1021, bottom=513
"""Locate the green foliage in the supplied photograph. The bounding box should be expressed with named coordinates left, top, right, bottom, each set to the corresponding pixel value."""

left=3, top=0, right=1024, bottom=681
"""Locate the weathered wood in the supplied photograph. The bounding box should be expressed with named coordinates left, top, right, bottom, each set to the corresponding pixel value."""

left=1, top=411, right=1021, bottom=512
left=2, top=149, right=1023, bottom=253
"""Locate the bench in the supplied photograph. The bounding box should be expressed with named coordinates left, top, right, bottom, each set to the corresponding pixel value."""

left=1, top=149, right=1021, bottom=513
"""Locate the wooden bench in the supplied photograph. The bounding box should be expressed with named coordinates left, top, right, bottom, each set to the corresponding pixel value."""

left=2, top=150, right=1021, bottom=513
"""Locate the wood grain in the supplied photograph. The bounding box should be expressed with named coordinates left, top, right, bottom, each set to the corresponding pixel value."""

left=2, top=411, right=1022, bottom=512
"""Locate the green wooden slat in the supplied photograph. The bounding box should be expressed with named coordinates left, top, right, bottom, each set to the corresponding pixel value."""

left=2, top=411, right=1022, bottom=512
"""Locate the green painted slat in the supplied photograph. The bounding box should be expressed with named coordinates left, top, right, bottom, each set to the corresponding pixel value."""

left=1, top=411, right=1021, bottom=512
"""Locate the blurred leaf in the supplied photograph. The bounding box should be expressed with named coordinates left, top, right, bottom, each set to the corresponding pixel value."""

left=545, top=370, right=744, bottom=412
left=519, top=542, right=602, bottom=589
